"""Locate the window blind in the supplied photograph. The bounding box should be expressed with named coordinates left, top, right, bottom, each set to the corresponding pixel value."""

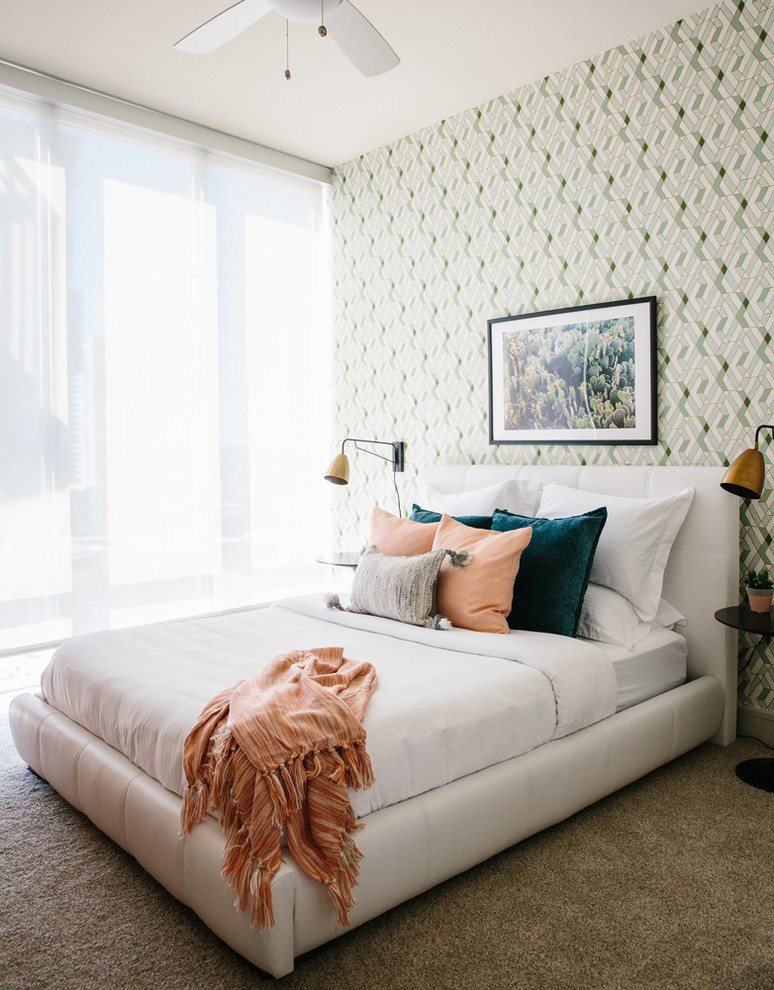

left=0, top=88, right=331, bottom=650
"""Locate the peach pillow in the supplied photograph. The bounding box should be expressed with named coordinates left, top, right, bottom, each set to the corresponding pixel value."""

left=369, top=506, right=438, bottom=556
left=432, top=514, right=532, bottom=634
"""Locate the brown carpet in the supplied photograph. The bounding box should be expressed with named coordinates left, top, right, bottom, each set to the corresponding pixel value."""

left=1, top=713, right=773, bottom=990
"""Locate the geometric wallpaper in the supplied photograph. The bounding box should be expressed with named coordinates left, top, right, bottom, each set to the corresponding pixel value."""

left=330, top=0, right=774, bottom=715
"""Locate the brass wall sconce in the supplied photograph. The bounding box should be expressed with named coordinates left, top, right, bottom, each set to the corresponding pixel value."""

left=325, top=438, right=405, bottom=516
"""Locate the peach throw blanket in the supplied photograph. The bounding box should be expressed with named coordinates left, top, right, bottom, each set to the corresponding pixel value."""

left=180, top=646, right=377, bottom=929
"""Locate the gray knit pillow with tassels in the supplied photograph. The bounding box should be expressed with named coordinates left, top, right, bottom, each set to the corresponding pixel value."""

left=327, top=545, right=471, bottom=629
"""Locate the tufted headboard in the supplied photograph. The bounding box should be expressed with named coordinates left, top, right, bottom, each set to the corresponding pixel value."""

left=418, top=464, right=739, bottom=745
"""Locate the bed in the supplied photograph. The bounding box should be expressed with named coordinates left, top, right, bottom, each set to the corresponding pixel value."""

left=9, top=464, right=738, bottom=978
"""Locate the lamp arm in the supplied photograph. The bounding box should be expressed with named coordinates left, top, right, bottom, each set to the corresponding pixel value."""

left=753, top=424, right=774, bottom=446
left=342, top=438, right=405, bottom=473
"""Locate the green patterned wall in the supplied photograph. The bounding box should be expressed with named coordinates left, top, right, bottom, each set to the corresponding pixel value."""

left=329, top=0, right=774, bottom=714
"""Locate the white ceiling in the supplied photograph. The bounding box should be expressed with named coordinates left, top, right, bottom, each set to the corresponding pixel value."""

left=0, top=0, right=717, bottom=169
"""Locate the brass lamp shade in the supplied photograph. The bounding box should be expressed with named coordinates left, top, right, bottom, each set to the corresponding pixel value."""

left=720, top=446, right=764, bottom=499
left=324, top=452, right=350, bottom=485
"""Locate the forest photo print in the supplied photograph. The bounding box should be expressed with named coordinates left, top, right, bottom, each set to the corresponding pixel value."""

left=488, top=297, right=657, bottom=446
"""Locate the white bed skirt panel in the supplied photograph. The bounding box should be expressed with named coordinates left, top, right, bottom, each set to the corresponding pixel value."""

left=9, top=674, right=724, bottom=978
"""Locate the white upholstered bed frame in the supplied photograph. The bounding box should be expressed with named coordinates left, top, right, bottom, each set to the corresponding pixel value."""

left=9, top=465, right=738, bottom=978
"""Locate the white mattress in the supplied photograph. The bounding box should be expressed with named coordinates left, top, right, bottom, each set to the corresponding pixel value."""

left=40, top=596, right=618, bottom=820
left=594, top=627, right=688, bottom=712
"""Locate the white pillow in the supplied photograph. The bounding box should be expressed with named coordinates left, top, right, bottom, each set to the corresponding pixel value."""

left=421, top=479, right=541, bottom=517
left=537, top=482, right=694, bottom=622
left=653, top=596, right=686, bottom=630
left=578, top=583, right=686, bottom=648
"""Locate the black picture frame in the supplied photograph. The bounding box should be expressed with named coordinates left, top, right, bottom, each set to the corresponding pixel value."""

left=487, top=296, right=657, bottom=446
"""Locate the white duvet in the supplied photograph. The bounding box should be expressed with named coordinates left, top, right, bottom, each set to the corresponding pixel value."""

left=40, top=595, right=618, bottom=819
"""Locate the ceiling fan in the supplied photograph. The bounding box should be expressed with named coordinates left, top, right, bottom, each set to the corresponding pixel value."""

left=174, top=0, right=400, bottom=77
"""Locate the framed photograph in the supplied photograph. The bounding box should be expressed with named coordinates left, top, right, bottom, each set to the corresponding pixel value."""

left=487, top=296, right=657, bottom=445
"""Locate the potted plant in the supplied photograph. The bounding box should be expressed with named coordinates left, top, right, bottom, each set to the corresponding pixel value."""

left=746, top=568, right=773, bottom=613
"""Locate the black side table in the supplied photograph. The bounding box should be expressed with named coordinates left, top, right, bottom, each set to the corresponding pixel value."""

left=714, top=605, right=774, bottom=793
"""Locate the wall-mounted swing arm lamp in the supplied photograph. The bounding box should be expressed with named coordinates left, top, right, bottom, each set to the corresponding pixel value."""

left=720, top=424, right=774, bottom=499
left=324, top=438, right=405, bottom=516
left=719, top=422, right=774, bottom=794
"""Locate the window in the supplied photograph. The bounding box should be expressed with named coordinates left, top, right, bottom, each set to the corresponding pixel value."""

left=0, top=90, right=330, bottom=650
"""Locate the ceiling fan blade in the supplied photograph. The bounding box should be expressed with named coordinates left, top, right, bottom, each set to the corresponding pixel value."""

left=174, top=0, right=272, bottom=54
left=325, top=0, right=400, bottom=77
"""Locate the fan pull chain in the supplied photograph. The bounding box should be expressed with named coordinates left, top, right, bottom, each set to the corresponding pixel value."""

left=319, top=0, right=327, bottom=37
left=285, top=19, right=291, bottom=79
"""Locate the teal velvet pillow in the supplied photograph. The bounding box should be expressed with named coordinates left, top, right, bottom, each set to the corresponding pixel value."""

left=409, top=505, right=492, bottom=530
left=491, top=506, right=607, bottom=637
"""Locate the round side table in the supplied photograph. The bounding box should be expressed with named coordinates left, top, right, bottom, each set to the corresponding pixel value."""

left=714, top=605, right=774, bottom=793
left=315, top=551, right=361, bottom=569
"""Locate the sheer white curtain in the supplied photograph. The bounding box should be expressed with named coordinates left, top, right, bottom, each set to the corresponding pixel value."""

left=0, top=90, right=330, bottom=651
